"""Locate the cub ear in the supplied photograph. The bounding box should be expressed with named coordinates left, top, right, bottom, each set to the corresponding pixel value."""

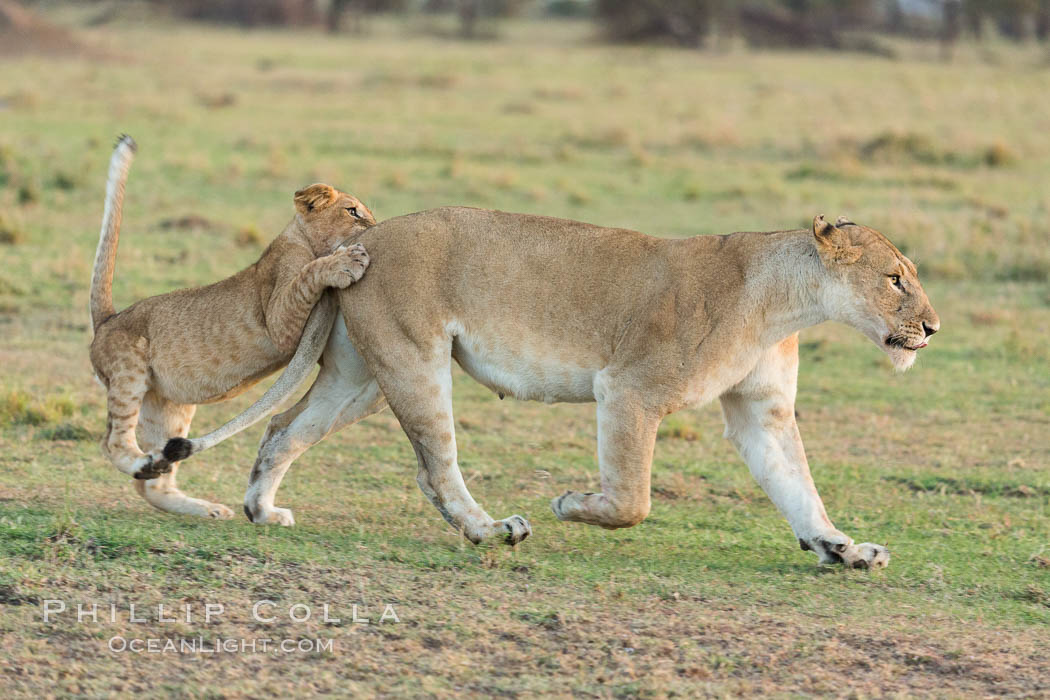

left=294, top=184, right=338, bottom=214
left=812, top=215, right=862, bottom=265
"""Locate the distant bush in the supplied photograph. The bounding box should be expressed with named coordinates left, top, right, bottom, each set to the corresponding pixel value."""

left=17, top=181, right=39, bottom=206
left=234, top=225, right=264, bottom=248
left=38, top=423, right=93, bottom=442
left=594, top=0, right=719, bottom=46
left=327, top=0, right=410, bottom=32
left=0, top=390, right=74, bottom=427
left=0, top=214, right=25, bottom=245
left=858, top=130, right=1018, bottom=169
left=166, top=0, right=319, bottom=26
left=546, top=0, right=592, bottom=18
left=593, top=0, right=1050, bottom=49
left=593, top=0, right=887, bottom=49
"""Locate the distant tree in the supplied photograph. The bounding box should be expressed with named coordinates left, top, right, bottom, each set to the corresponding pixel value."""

left=736, top=0, right=884, bottom=49
left=963, top=0, right=985, bottom=36
left=887, top=0, right=906, bottom=33
left=594, top=0, right=888, bottom=49
left=1037, top=0, right=1050, bottom=39
left=448, top=0, right=528, bottom=39
left=962, top=0, right=1041, bottom=40
left=594, top=0, right=721, bottom=47
left=327, top=0, right=409, bottom=33
left=166, top=0, right=318, bottom=27
left=458, top=0, right=480, bottom=37
left=942, top=0, right=962, bottom=59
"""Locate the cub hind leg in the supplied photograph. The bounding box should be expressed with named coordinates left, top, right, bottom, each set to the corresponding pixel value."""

left=133, top=391, right=233, bottom=519
left=95, top=333, right=168, bottom=480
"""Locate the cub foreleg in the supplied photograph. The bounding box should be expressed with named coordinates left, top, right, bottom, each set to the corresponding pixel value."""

left=266, top=243, right=369, bottom=353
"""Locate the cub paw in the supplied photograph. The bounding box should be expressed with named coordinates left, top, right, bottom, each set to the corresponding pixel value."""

left=322, top=243, right=369, bottom=288
left=206, top=503, right=235, bottom=520
left=132, top=454, right=173, bottom=480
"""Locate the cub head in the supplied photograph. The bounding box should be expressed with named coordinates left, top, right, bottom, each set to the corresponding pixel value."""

left=293, top=183, right=377, bottom=253
left=813, top=215, right=940, bottom=372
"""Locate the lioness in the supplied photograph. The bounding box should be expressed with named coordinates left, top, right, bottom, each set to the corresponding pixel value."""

left=89, top=138, right=374, bottom=518
left=189, top=205, right=939, bottom=567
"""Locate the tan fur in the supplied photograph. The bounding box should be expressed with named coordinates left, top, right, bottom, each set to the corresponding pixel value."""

left=88, top=140, right=375, bottom=518
left=224, top=204, right=937, bottom=566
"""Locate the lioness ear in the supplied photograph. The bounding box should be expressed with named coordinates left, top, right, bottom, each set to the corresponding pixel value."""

left=294, top=184, right=338, bottom=214
left=813, top=215, right=862, bottom=265
left=834, top=215, right=855, bottom=227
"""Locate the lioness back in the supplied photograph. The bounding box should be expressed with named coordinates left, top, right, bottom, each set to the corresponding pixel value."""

left=338, top=207, right=738, bottom=403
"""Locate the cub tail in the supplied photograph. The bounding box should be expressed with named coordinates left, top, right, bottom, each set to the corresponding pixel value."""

left=90, top=134, right=137, bottom=332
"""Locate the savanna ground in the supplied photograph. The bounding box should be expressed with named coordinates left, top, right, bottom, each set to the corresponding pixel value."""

left=1, top=10, right=1049, bottom=697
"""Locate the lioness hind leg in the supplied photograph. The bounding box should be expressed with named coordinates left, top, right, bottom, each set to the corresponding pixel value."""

left=244, top=358, right=385, bottom=526
left=133, top=392, right=233, bottom=519
left=552, top=389, right=661, bottom=529
left=719, top=334, right=889, bottom=569
left=375, top=343, right=530, bottom=545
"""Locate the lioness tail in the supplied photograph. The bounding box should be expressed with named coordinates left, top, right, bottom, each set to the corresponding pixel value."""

left=161, top=292, right=339, bottom=462
left=90, top=134, right=137, bottom=332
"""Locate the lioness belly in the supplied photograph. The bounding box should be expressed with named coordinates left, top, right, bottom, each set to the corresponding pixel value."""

left=450, top=324, right=597, bottom=404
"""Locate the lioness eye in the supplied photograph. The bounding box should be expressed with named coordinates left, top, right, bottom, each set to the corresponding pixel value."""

left=347, top=207, right=359, bottom=218
left=889, top=275, right=902, bottom=288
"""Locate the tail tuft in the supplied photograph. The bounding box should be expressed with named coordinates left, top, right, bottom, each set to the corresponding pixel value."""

left=163, top=437, right=193, bottom=462
left=115, top=133, right=137, bottom=152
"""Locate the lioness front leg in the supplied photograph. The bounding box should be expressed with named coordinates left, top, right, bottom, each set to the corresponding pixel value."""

left=719, top=335, right=889, bottom=569
left=552, top=387, right=660, bottom=529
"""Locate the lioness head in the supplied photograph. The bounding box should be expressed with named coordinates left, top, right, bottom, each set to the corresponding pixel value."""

left=813, top=215, right=939, bottom=371
left=294, top=183, right=377, bottom=253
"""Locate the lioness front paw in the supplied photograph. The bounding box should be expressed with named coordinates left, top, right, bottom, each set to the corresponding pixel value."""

left=847, top=542, right=890, bottom=569
left=499, top=515, right=532, bottom=545
left=205, top=502, right=235, bottom=520
left=320, top=243, right=369, bottom=288
left=243, top=503, right=295, bottom=526
left=462, top=515, right=532, bottom=546
left=800, top=533, right=890, bottom=569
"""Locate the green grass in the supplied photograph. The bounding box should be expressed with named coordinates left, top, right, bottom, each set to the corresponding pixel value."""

left=1, top=13, right=1049, bottom=697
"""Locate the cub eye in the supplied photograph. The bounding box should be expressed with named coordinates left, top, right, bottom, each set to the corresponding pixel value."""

left=346, top=207, right=359, bottom=218
left=889, top=274, right=902, bottom=289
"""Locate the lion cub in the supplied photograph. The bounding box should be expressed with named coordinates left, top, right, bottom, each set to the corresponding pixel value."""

left=89, top=136, right=375, bottom=518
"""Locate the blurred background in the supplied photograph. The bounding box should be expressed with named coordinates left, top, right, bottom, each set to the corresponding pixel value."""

left=1, top=0, right=1047, bottom=437
left=1, top=4, right=1049, bottom=695
left=3, top=0, right=1050, bottom=296
left=2, top=0, right=1048, bottom=452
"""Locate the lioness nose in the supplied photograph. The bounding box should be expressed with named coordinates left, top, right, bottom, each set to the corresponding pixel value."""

left=922, top=321, right=938, bottom=337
